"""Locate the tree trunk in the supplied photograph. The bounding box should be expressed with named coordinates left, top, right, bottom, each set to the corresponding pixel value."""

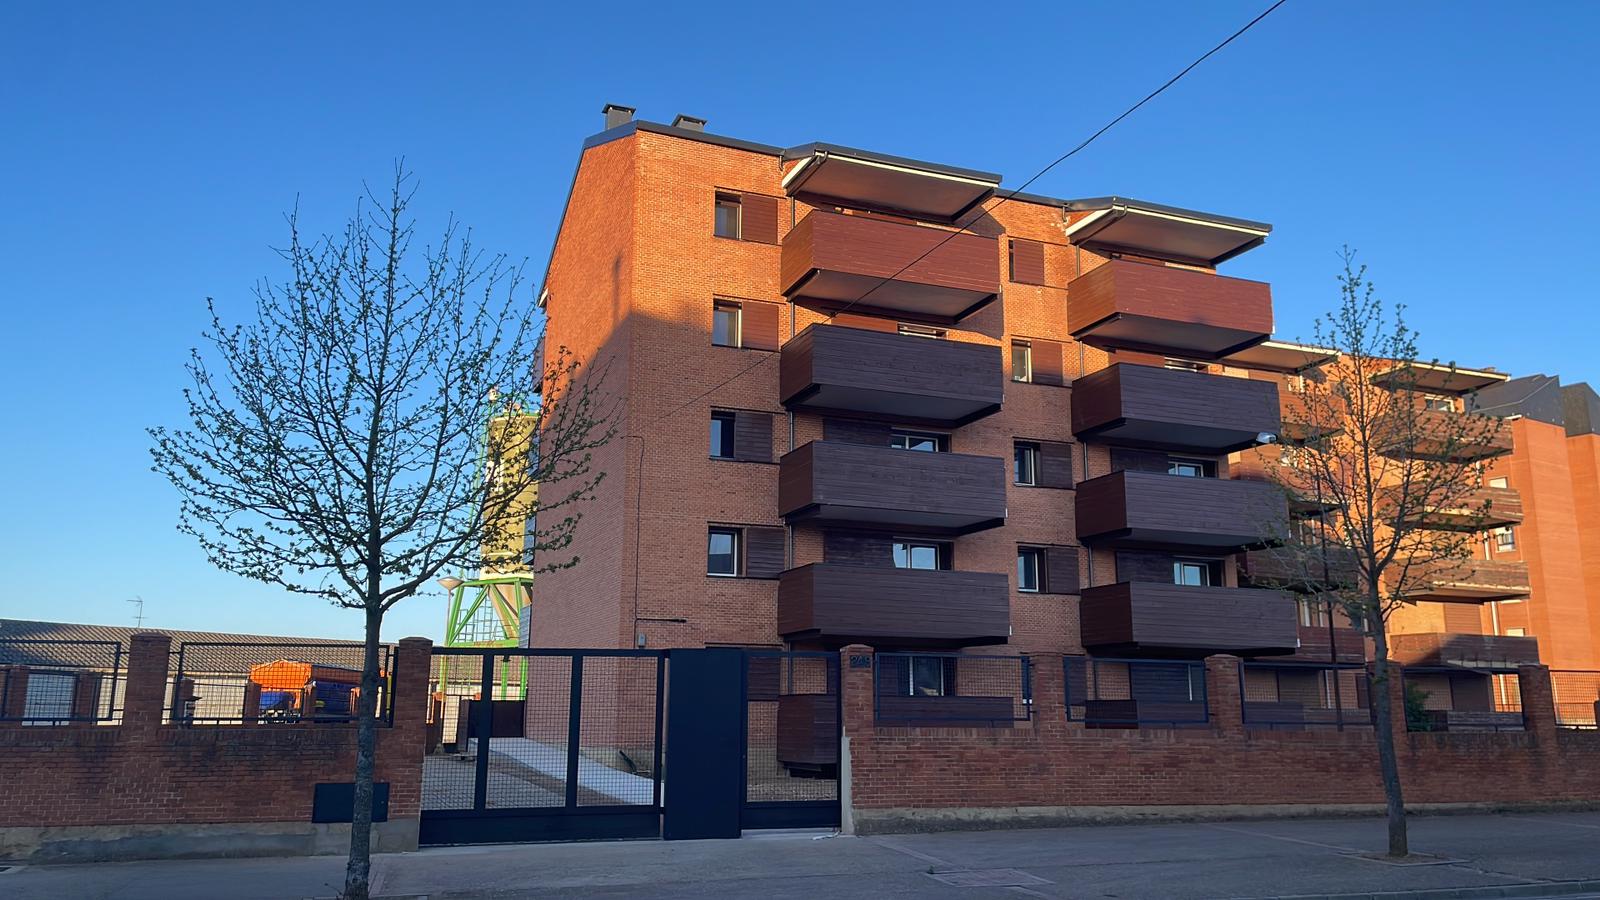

left=1369, top=613, right=1409, bottom=857
left=342, top=604, right=384, bottom=900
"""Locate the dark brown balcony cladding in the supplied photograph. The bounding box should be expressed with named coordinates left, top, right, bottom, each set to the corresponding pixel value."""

left=1381, top=410, right=1513, bottom=462
left=1399, top=557, right=1532, bottom=603
left=777, top=563, right=1009, bottom=648
left=780, top=143, right=1001, bottom=222
left=1274, top=622, right=1369, bottom=665
left=1066, top=259, right=1273, bottom=359
left=1071, top=363, right=1281, bottom=452
left=1079, top=582, right=1298, bottom=656
left=1075, top=470, right=1289, bottom=552
left=1401, top=485, right=1525, bottom=532
left=1370, top=361, right=1510, bottom=395
left=1238, top=545, right=1360, bottom=593
left=781, top=209, right=1000, bottom=324
left=779, top=441, right=1007, bottom=535
left=779, top=324, right=1003, bottom=426
left=1390, top=632, right=1541, bottom=671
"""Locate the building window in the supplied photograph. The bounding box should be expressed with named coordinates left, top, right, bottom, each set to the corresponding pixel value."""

left=897, top=323, right=945, bottom=339
left=1423, top=394, right=1457, bottom=413
left=1297, top=597, right=1329, bottom=628
left=1173, top=559, right=1217, bottom=586
left=1493, top=526, right=1516, bottom=550
left=1489, top=476, right=1509, bottom=489
left=1014, top=442, right=1040, bottom=486
left=1168, top=458, right=1215, bottom=478
left=714, top=192, right=741, bottom=239
left=707, top=527, right=741, bottom=576
left=710, top=412, right=736, bottom=459
left=907, top=656, right=947, bottom=697
left=1011, top=340, right=1032, bottom=383
left=1017, top=548, right=1042, bottom=592
left=712, top=300, right=742, bottom=348
left=1164, top=358, right=1208, bottom=373
left=890, top=430, right=948, bottom=452
left=1505, top=627, right=1526, bottom=637
left=893, top=540, right=949, bottom=571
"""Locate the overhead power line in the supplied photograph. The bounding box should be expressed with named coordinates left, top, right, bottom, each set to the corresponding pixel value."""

left=635, top=0, right=1290, bottom=435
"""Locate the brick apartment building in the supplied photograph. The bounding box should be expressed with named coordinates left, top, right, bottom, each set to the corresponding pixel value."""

left=527, top=106, right=1582, bottom=698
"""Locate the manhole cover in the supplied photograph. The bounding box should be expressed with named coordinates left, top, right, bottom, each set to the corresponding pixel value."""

left=927, top=868, right=1052, bottom=887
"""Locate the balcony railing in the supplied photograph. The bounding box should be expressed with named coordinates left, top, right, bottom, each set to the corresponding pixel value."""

left=874, top=653, right=1030, bottom=726
left=1067, top=258, right=1273, bottom=359
left=777, top=563, right=1010, bottom=648
left=780, top=209, right=999, bottom=323
left=779, top=441, right=1007, bottom=535
left=1075, top=470, right=1288, bottom=552
left=1401, top=485, right=1524, bottom=532
left=1070, top=363, right=1281, bottom=453
left=1064, top=657, right=1209, bottom=728
left=1379, top=410, right=1513, bottom=462
left=1398, top=557, right=1531, bottom=603
left=1241, top=661, right=1372, bottom=730
left=1079, top=582, right=1299, bottom=655
left=1237, top=545, right=1360, bottom=594
left=1390, top=632, right=1540, bottom=670
left=779, top=324, right=1003, bottom=426
left=1262, top=622, right=1369, bottom=665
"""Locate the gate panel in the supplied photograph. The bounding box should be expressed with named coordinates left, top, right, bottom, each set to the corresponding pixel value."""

left=420, top=649, right=663, bottom=846
left=742, top=651, right=841, bottom=830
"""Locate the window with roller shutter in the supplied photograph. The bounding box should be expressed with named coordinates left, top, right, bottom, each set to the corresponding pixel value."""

left=1018, top=545, right=1081, bottom=595
left=711, top=409, right=774, bottom=463
left=1009, top=238, right=1046, bottom=285
left=1015, top=439, right=1074, bottom=488
left=713, top=191, right=779, bottom=244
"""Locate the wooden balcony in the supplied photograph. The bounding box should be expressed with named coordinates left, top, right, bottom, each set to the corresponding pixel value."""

left=777, top=563, right=1009, bottom=648
left=1390, top=632, right=1540, bottom=671
left=779, top=441, right=1007, bottom=535
left=1402, top=486, right=1524, bottom=532
left=1381, top=410, right=1513, bottom=462
left=1071, top=363, right=1281, bottom=453
left=781, top=209, right=999, bottom=323
left=1274, top=623, right=1369, bottom=664
left=1399, top=557, right=1531, bottom=603
left=1238, top=545, right=1360, bottom=593
left=1075, top=470, right=1289, bottom=552
left=779, top=324, right=1003, bottom=427
left=1067, top=258, right=1273, bottom=359
left=1080, top=582, right=1299, bottom=656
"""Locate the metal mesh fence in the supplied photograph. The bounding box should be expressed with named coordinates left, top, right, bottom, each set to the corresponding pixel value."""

left=1402, top=671, right=1525, bottom=733
left=1241, top=663, right=1371, bottom=729
left=169, top=641, right=392, bottom=725
left=1065, top=657, right=1208, bottom=727
left=874, top=653, right=1030, bottom=725
left=747, top=652, right=838, bottom=804
left=0, top=639, right=124, bottom=724
left=1552, top=671, right=1600, bottom=729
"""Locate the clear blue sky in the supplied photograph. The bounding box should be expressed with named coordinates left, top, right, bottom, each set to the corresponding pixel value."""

left=1, top=2, right=1594, bottom=642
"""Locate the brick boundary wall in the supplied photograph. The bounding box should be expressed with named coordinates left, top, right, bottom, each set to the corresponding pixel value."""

left=839, top=646, right=1600, bottom=834
left=0, top=632, right=431, bottom=864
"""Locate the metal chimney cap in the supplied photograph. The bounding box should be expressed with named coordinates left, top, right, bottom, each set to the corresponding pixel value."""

left=602, top=103, right=636, bottom=129
left=671, top=114, right=707, bottom=132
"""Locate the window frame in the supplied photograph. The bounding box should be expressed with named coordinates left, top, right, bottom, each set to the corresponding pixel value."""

left=892, top=539, right=951, bottom=571
left=1423, top=393, right=1458, bottom=413
left=713, top=192, right=742, bottom=239
left=1493, top=526, right=1516, bottom=550
left=1167, top=457, right=1216, bottom=478
left=896, top=323, right=946, bottom=339
left=1017, top=547, right=1043, bottom=593
left=1163, top=358, right=1209, bottom=374
left=906, top=656, right=947, bottom=697
left=1014, top=441, right=1040, bottom=486
left=1489, top=476, right=1509, bottom=489
left=1172, top=558, right=1218, bottom=587
left=1011, top=340, right=1033, bottom=383
left=712, top=299, right=743, bottom=348
left=707, top=527, right=742, bottom=577
left=709, top=411, right=736, bottom=460
left=890, top=429, right=949, bottom=452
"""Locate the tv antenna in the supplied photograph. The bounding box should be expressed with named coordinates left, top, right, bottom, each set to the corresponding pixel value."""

left=128, top=596, right=146, bottom=628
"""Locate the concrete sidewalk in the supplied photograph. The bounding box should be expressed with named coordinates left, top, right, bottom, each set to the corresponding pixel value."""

left=6, top=811, right=1600, bottom=899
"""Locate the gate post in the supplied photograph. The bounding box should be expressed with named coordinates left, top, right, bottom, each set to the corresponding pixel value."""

left=663, top=648, right=745, bottom=840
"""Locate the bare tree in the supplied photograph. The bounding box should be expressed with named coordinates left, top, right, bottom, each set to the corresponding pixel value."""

left=1263, top=249, right=1504, bottom=856
left=149, top=170, right=613, bottom=899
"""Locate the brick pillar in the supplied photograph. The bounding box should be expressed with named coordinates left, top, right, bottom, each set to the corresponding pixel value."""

left=1, top=666, right=29, bottom=719
left=122, top=632, right=172, bottom=731
left=839, top=644, right=874, bottom=737
left=1204, top=655, right=1244, bottom=736
left=392, top=637, right=433, bottom=731
left=1029, top=652, right=1065, bottom=737
left=1516, top=664, right=1560, bottom=742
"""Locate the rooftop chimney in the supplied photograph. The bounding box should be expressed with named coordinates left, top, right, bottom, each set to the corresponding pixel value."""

left=602, top=103, right=636, bottom=130
left=671, top=114, right=707, bottom=132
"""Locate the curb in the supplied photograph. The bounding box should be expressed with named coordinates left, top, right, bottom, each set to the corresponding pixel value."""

left=1277, top=878, right=1600, bottom=900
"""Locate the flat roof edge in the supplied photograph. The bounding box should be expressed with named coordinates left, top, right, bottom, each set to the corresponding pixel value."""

left=781, top=141, right=1002, bottom=185
left=1063, top=196, right=1272, bottom=234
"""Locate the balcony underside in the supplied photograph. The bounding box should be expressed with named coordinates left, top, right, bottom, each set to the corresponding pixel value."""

left=1080, top=581, right=1298, bottom=657
left=778, top=563, right=1009, bottom=648
left=781, top=143, right=1001, bottom=222
left=1390, top=632, right=1540, bottom=672
left=1400, top=559, right=1531, bottom=603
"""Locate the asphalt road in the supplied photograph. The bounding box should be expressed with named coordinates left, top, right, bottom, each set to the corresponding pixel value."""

left=5, top=811, right=1600, bottom=899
